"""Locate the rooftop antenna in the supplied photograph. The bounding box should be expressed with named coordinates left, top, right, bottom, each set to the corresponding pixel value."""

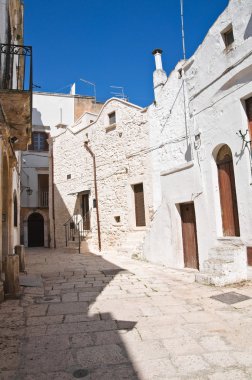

left=110, top=85, right=128, bottom=101
left=80, top=78, right=96, bottom=103
left=180, top=0, right=186, bottom=60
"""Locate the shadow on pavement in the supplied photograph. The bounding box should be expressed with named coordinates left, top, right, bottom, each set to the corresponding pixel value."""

left=0, top=248, right=140, bottom=380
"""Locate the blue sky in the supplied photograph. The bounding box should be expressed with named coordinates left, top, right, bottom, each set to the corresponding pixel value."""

left=24, top=0, right=228, bottom=107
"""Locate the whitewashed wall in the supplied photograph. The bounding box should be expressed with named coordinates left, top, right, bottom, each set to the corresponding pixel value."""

left=143, top=0, right=252, bottom=271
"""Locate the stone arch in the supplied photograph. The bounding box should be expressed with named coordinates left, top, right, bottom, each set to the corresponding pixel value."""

left=215, top=144, right=240, bottom=236
left=23, top=209, right=49, bottom=248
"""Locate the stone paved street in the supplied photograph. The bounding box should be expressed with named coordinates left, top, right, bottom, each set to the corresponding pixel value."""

left=0, top=248, right=252, bottom=379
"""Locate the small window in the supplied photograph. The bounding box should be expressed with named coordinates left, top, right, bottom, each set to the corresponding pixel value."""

left=222, top=26, right=234, bottom=48
left=108, top=112, right=116, bottom=125
left=28, top=132, right=49, bottom=151
left=114, top=216, right=121, bottom=223
left=67, top=174, right=71, bottom=180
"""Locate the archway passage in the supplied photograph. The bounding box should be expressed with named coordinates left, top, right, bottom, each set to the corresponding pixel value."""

left=28, top=213, right=44, bottom=247
left=217, top=145, right=240, bottom=236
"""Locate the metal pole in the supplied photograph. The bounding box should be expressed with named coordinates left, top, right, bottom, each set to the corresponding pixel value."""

left=180, top=0, right=186, bottom=60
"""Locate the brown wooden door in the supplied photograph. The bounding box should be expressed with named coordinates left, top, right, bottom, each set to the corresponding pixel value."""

left=217, top=146, right=240, bottom=236
left=181, top=203, right=199, bottom=269
left=81, top=194, right=90, bottom=230
left=245, top=97, right=252, bottom=141
left=134, top=183, right=146, bottom=226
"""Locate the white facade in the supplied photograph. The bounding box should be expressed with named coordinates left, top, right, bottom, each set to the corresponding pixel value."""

left=143, top=0, right=252, bottom=285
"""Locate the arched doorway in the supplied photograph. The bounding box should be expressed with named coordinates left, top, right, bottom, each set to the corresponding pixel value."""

left=28, top=213, right=44, bottom=247
left=217, top=145, right=240, bottom=236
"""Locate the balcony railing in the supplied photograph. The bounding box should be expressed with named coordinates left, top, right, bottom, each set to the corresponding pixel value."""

left=39, top=191, right=49, bottom=208
left=0, top=43, right=32, bottom=92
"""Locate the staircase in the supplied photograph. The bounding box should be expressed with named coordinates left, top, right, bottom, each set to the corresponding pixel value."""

left=196, top=238, right=247, bottom=286
left=63, top=215, right=89, bottom=253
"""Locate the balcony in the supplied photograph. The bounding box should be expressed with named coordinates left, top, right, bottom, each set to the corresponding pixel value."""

left=39, top=191, right=49, bottom=208
left=0, top=43, right=32, bottom=150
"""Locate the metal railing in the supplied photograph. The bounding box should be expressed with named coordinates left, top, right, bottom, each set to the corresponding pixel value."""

left=63, top=215, right=89, bottom=253
left=39, top=191, right=49, bottom=208
left=0, top=43, right=32, bottom=91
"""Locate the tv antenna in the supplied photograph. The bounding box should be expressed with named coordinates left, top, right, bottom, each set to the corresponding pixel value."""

left=110, top=85, right=128, bottom=101
left=80, top=78, right=96, bottom=103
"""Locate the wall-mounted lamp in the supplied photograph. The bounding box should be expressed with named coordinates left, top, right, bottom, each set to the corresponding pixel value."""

left=21, top=185, right=33, bottom=195
left=9, top=136, right=19, bottom=144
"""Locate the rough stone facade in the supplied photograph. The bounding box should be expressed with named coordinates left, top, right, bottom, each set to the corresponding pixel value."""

left=52, top=98, right=152, bottom=254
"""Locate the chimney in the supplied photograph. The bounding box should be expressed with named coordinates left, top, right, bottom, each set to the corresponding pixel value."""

left=70, top=83, right=76, bottom=95
left=152, top=48, right=167, bottom=100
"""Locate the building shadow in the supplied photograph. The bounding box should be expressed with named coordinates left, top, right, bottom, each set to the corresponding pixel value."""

left=1, top=248, right=141, bottom=379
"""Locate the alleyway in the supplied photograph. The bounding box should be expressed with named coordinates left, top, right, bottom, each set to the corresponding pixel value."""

left=0, top=249, right=252, bottom=379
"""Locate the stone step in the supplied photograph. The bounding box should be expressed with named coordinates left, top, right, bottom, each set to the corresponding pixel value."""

left=196, top=271, right=246, bottom=287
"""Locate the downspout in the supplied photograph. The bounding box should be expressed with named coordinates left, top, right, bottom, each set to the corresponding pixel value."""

left=84, top=142, right=101, bottom=251
left=50, top=145, right=56, bottom=248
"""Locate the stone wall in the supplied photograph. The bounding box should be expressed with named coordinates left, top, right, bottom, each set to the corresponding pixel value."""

left=52, top=98, right=152, bottom=254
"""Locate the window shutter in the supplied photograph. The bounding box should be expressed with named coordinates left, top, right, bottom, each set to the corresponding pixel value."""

left=27, top=132, right=34, bottom=150
left=45, top=133, right=49, bottom=151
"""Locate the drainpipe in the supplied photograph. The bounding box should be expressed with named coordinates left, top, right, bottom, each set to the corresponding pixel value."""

left=84, top=142, right=101, bottom=251
left=50, top=145, right=56, bottom=248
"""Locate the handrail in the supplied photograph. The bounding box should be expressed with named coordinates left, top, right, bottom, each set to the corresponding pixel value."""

left=63, top=214, right=89, bottom=253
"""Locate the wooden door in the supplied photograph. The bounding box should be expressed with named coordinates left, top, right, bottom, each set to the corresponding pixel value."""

left=245, top=97, right=252, bottom=141
left=134, top=183, right=146, bottom=226
left=180, top=203, right=199, bottom=269
left=217, top=145, right=240, bottom=236
left=81, top=194, right=90, bottom=230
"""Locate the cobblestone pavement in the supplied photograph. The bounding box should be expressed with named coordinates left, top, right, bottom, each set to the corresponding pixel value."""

left=0, top=248, right=252, bottom=379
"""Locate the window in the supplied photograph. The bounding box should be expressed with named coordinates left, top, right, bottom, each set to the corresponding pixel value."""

left=108, top=111, right=116, bottom=125
left=14, top=195, right=18, bottom=227
left=222, top=26, right=234, bottom=48
left=28, top=132, right=49, bottom=151
left=67, top=174, right=71, bottom=180
left=245, top=97, right=252, bottom=141
left=133, top=183, right=146, bottom=227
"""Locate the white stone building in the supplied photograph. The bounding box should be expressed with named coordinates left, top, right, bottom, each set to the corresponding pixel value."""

left=143, top=0, right=252, bottom=285
left=20, top=92, right=102, bottom=248
left=51, top=98, right=152, bottom=254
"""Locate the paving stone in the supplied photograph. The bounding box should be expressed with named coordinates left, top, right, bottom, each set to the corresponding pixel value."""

left=203, top=351, right=237, bottom=368
left=171, top=354, right=210, bottom=374
left=208, top=369, right=250, bottom=380
left=26, top=315, right=64, bottom=326
left=134, top=358, right=176, bottom=379
left=22, top=350, right=75, bottom=373
left=199, top=335, right=232, bottom=352
left=25, top=304, right=48, bottom=317
left=47, top=301, right=88, bottom=315
left=76, top=344, right=129, bottom=368
left=163, top=336, right=204, bottom=356
left=22, top=335, right=70, bottom=353
left=46, top=320, right=117, bottom=335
